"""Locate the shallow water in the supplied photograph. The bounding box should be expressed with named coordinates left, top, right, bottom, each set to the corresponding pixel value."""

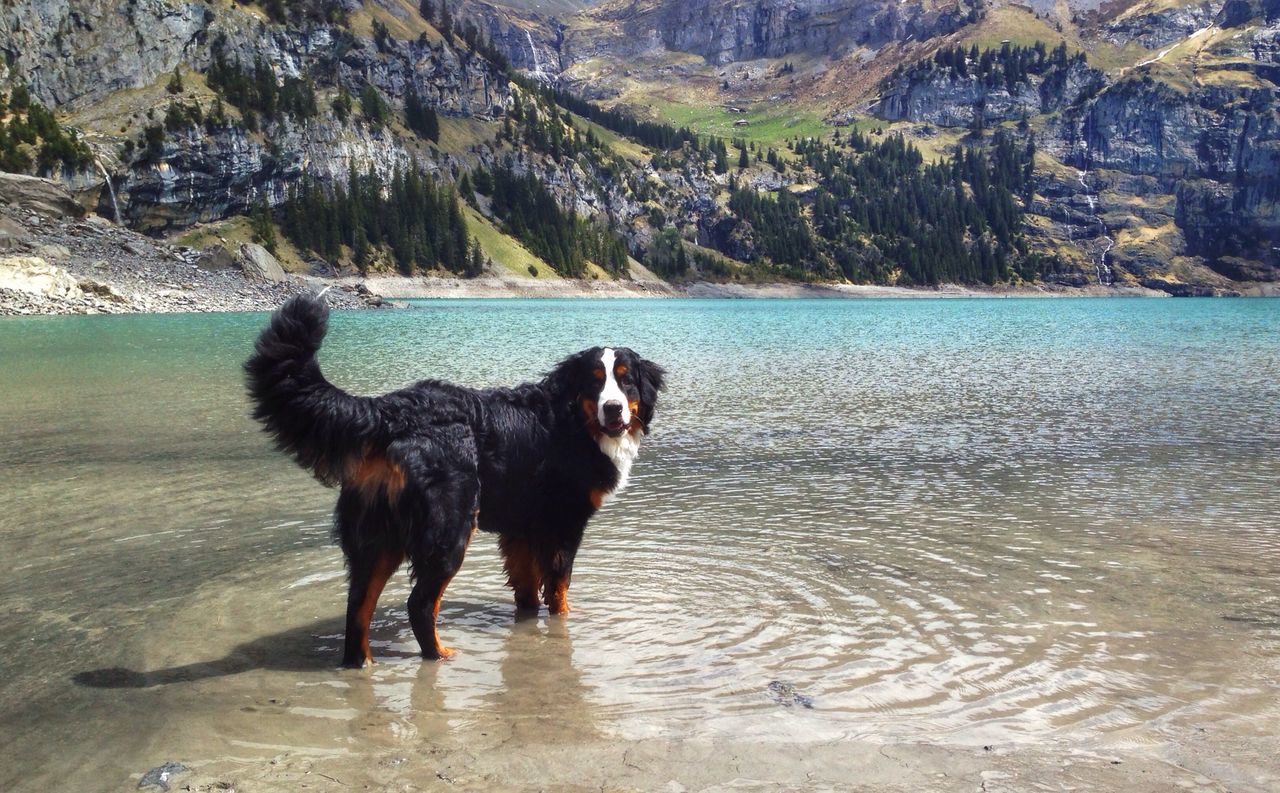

left=1, top=299, right=1278, bottom=790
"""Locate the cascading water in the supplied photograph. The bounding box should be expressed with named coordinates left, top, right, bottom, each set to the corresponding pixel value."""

left=525, top=30, right=545, bottom=81
left=94, top=155, right=122, bottom=226
left=1076, top=166, right=1114, bottom=287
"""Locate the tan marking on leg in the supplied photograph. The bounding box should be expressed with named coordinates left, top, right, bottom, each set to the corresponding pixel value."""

left=544, top=576, right=571, bottom=615
left=354, top=549, right=404, bottom=665
left=499, top=535, right=543, bottom=611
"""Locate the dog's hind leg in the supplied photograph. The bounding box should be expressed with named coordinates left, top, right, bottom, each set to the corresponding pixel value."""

left=407, top=535, right=471, bottom=660
left=406, top=474, right=479, bottom=661
left=341, top=546, right=404, bottom=669
left=335, top=490, right=405, bottom=668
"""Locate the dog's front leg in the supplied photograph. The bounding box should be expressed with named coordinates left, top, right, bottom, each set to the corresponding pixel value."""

left=540, top=544, right=580, bottom=615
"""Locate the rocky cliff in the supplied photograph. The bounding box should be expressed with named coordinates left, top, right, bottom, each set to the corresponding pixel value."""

left=569, top=0, right=975, bottom=65
left=0, top=0, right=213, bottom=109
left=2, top=1, right=513, bottom=231
left=875, top=53, right=1104, bottom=127
left=859, top=0, right=1280, bottom=291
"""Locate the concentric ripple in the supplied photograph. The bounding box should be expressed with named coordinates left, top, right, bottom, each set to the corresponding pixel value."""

left=1, top=299, right=1279, bottom=791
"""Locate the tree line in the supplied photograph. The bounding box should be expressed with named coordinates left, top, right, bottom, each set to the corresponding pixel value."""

left=715, top=129, right=1059, bottom=285
left=0, top=85, right=94, bottom=176
left=474, top=163, right=629, bottom=278
left=517, top=77, right=702, bottom=153
left=889, top=41, right=1086, bottom=92
left=279, top=165, right=481, bottom=277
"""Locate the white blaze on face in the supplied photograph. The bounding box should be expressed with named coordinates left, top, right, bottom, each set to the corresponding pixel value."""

left=597, top=348, right=631, bottom=428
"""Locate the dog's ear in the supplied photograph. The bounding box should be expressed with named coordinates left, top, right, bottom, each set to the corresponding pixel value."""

left=634, top=356, right=666, bottom=434
left=545, top=348, right=599, bottom=402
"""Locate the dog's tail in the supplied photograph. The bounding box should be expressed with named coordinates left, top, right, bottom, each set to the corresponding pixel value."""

left=245, top=293, right=382, bottom=485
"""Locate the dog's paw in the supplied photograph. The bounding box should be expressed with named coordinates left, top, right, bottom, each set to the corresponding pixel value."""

left=424, top=646, right=456, bottom=661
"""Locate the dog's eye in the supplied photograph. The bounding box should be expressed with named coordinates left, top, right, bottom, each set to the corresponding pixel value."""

left=593, top=368, right=605, bottom=381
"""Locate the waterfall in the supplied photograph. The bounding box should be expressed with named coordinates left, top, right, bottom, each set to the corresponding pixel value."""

left=94, top=155, right=122, bottom=226
left=525, top=30, right=544, bottom=80
left=1076, top=167, right=1114, bottom=287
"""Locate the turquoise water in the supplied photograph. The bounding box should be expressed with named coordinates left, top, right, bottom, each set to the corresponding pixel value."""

left=1, top=298, right=1278, bottom=790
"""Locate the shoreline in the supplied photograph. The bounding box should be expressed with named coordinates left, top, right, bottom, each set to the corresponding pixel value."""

left=2, top=269, right=1189, bottom=317
left=3, top=192, right=1276, bottom=316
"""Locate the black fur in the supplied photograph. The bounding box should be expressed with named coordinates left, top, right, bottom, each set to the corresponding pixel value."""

left=245, top=294, right=666, bottom=666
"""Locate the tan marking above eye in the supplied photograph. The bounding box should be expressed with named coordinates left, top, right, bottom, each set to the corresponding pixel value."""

left=593, top=368, right=605, bottom=380
left=615, top=364, right=628, bottom=376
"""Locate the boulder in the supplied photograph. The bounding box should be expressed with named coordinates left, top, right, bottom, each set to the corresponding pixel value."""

left=0, top=173, right=85, bottom=218
left=122, top=240, right=152, bottom=257
left=195, top=245, right=237, bottom=271
left=0, top=256, right=83, bottom=299
left=238, top=243, right=286, bottom=282
left=77, top=278, right=127, bottom=303
left=34, top=243, right=72, bottom=261
left=0, top=216, right=30, bottom=251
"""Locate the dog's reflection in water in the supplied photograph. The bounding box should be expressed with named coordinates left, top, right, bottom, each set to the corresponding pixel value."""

left=337, top=610, right=599, bottom=747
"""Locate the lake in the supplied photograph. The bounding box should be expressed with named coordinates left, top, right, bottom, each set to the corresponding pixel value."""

left=1, top=298, right=1278, bottom=791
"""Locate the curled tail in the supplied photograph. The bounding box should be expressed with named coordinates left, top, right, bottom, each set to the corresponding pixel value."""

left=245, top=293, right=382, bottom=485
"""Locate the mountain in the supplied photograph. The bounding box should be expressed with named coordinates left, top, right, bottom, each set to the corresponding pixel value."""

left=541, top=0, right=1279, bottom=292
left=0, top=0, right=1276, bottom=294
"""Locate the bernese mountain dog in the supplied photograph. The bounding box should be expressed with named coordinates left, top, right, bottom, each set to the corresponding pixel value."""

left=245, top=294, right=666, bottom=667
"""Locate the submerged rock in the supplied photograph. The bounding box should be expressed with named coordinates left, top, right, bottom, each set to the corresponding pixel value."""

left=137, top=761, right=189, bottom=791
left=767, top=680, right=815, bottom=709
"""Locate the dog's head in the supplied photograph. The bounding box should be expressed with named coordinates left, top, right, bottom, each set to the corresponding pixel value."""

left=548, top=347, right=666, bottom=438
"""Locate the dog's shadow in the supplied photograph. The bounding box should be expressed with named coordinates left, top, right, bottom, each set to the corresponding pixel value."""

left=71, top=617, right=346, bottom=689
left=71, top=600, right=507, bottom=690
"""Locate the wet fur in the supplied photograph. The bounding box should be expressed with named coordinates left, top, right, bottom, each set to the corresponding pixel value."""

left=245, top=294, right=665, bottom=666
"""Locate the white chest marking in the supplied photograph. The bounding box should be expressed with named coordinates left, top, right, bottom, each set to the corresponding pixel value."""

left=595, top=348, right=642, bottom=504
left=597, top=430, right=642, bottom=502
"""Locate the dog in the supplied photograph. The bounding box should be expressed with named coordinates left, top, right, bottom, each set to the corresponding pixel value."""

left=245, top=294, right=666, bottom=667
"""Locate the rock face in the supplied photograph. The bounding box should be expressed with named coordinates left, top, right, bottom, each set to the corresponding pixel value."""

left=570, top=0, right=974, bottom=65
left=875, top=59, right=1104, bottom=126
left=0, top=0, right=213, bottom=109
left=1061, top=81, right=1280, bottom=279
left=1103, top=0, right=1218, bottom=48
left=4, top=2, right=511, bottom=231
left=458, top=0, right=567, bottom=76
left=238, top=243, right=287, bottom=283
left=866, top=1, right=1280, bottom=288
left=119, top=121, right=418, bottom=232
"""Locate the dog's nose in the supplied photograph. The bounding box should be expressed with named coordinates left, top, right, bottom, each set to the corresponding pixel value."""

left=602, top=401, right=623, bottom=419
